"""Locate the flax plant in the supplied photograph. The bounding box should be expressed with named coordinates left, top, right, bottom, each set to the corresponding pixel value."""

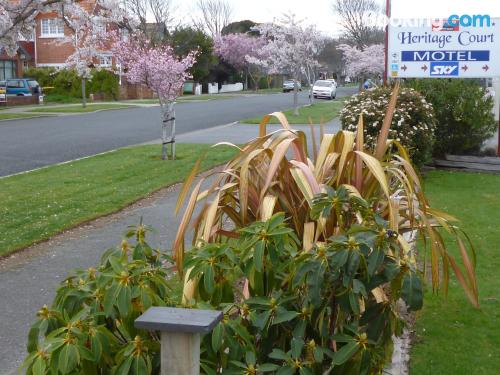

left=174, top=82, right=478, bottom=308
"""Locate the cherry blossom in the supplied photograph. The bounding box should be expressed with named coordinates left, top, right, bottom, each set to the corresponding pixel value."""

left=337, top=43, right=385, bottom=78
left=112, top=36, right=197, bottom=159
left=250, top=14, right=325, bottom=112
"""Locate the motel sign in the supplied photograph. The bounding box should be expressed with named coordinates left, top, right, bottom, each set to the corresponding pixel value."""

left=387, top=18, right=500, bottom=78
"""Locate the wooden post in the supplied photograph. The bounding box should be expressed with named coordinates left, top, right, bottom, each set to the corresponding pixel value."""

left=135, top=307, right=222, bottom=375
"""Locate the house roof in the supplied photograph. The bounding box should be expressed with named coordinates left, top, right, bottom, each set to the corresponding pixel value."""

left=0, top=42, right=35, bottom=61
left=18, top=41, right=35, bottom=60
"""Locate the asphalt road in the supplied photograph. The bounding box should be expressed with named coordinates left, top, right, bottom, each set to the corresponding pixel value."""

left=0, top=87, right=357, bottom=177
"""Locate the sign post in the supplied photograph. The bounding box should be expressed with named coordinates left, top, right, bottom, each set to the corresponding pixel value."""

left=387, top=17, right=500, bottom=155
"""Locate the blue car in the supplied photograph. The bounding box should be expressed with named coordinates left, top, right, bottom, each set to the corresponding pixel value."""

left=0, top=78, right=41, bottom=96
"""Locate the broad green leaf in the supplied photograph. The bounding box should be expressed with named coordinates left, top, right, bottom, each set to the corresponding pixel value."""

left=90, top=335, right=102, bottom=361
left=276, top=366, right=296, bottom=375
left=58, top=343, right=79, bottom=374
left=245, top=351, right=256, bottom=365
left=258, top=363, right=281, bottom=372
left=117, top=285, right=131, bottom=317
left=131, top=356, right=148, bottom=375
left=333, top=341, right=359, bottom=365
left=32, top=356, right=46, bottom=375
left=211, top=323, right=223, bottom=352
left=291, top=338, right=303, bottom=358
left=204, top=265, right=215, bottom=294
left=269, top=348, right=290, bottom=361
left=254, top=241, right=265, bottom=272
left=401, top=271, right=423, bottom=311
left=273, top=310, right=299, bottom=325
left=115, top=356, right=133, bottom=375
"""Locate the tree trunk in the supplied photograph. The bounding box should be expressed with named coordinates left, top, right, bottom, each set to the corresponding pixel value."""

left=308, top=73, right=314, bottom=106
left=81, top=78, right=87, bottom=108
left=161, top=102, right=176, bottom=160
left=293, top=80, right=299, bottom=116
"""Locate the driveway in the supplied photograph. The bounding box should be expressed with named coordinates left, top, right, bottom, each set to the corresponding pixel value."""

left=0, top=87, right=357, bottom=177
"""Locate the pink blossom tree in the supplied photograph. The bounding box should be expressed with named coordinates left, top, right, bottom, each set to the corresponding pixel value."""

left=0, top=0, right=129, bottom=54
left=214, top=33, right=269, bottom=90
left=63, top=3, right=126, bottom=107
left=337, top=43, right=385, bottom=83
left=112, top=36, right=197, bottom=160
left=251, top=14, right=325, bottom=113
left=1, top=0, right=130, bottom=107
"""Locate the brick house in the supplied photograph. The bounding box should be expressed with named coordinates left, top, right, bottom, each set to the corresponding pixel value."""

left=3, top=0, right=153, bottom=98
left=3, top=0, right=112, bottom=72
left=0, top=41, right=35, bottom=80
left=34, top=0, right=114, bottom=68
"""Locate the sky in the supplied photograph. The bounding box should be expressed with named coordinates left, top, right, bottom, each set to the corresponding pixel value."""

left=175, top=0, right=500, bottom=36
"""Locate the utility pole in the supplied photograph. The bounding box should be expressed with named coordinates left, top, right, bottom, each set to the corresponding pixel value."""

left=383, top=0, right=391, bottom=85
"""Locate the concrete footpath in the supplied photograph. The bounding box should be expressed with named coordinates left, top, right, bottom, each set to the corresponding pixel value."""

left=0, top=120, right=340, bottom=374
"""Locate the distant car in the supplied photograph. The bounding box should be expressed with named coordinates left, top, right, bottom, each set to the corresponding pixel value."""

left=326, top=79, right=338, bottom=88
left=0, top=82, right=6, bottom=103
left=283, top=80, right=302, bottom=93
left=0, top=78, right=41, bottom=96
left=312, top=80, right=337, bottom=100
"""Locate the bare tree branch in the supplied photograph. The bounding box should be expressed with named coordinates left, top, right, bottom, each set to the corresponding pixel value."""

left=195, top=0, right=233, bottom=37
left=332, top=0, right=382, bottom=49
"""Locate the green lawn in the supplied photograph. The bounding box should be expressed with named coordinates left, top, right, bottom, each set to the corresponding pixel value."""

left=241, top=88, right=283, bottom=94
left=240, top=100, right=345, bottom=124
left=0, top=144, right=237, bottom=257
left=27, top=104, right=134, bottom=113
left=411, top=170, right=500, bottom=374
left=123, top=95, right=236, bottom=105
left=0, top=113, right=49, bottom=121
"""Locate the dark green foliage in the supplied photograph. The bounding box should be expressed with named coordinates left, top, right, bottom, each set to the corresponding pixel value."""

left=186, top=187, right=423, bottom=374
left=406, top=79, right=496, bottom=156
left=88, top=70, right=120, bottom=100
left=170, top=27, right=218, bottom=84
left=23, top=67, right=58, bottom=87
left=24, top=187, right=423, bottom=374
left=52, top=69, right=84, bottom=98
left=222, top=20, right=258, bottom=35
left=22, top=225, right=180, bottom=374
left=23, top=67, right=119, bottom=100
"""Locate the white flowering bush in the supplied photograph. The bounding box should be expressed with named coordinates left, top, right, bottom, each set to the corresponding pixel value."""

left=341, top=87, right=436, bottom=167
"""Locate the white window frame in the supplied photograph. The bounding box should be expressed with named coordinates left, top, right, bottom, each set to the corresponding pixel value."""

left=40, top=18, right=65, bottom=38
left=98, top=54, right=113, bottom=67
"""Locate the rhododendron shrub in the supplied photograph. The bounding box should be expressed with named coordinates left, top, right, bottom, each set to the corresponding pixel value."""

left=112, top=37, right=197, bottom=159
left=341, top=87, right=436, bottom=167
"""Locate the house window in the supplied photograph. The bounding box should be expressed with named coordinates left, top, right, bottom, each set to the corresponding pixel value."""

left=98, top=55, right=112, bottom=67
left=41, top=18, right=65, bottom=37
left=0, top=61, right=16, bottom=80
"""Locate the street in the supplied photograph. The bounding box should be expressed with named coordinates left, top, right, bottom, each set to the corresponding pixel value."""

left=0, top=88, right=357, bottom=177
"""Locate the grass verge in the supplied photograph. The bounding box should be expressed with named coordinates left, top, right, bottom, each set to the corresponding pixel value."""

left=123, top=95, right=236, bottom=105
left=27, top=104, right=134, bottom=113
left=0, top=113, right=49, bottom=121
left=0, top=144, right=237, bottom=257
left=411, top=170, right=500, bottom=374
left=240, top=100, right=345, bottom=124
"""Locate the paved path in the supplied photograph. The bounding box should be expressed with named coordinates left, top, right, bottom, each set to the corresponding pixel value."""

left=0, top=120, right=341, bottom=374
left=0, top=88, right=357, bottom=177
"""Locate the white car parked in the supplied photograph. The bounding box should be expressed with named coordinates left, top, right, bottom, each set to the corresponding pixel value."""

left=312, top=80, right=337, bottom=100
left=326, top=78, right=338, bottom=88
